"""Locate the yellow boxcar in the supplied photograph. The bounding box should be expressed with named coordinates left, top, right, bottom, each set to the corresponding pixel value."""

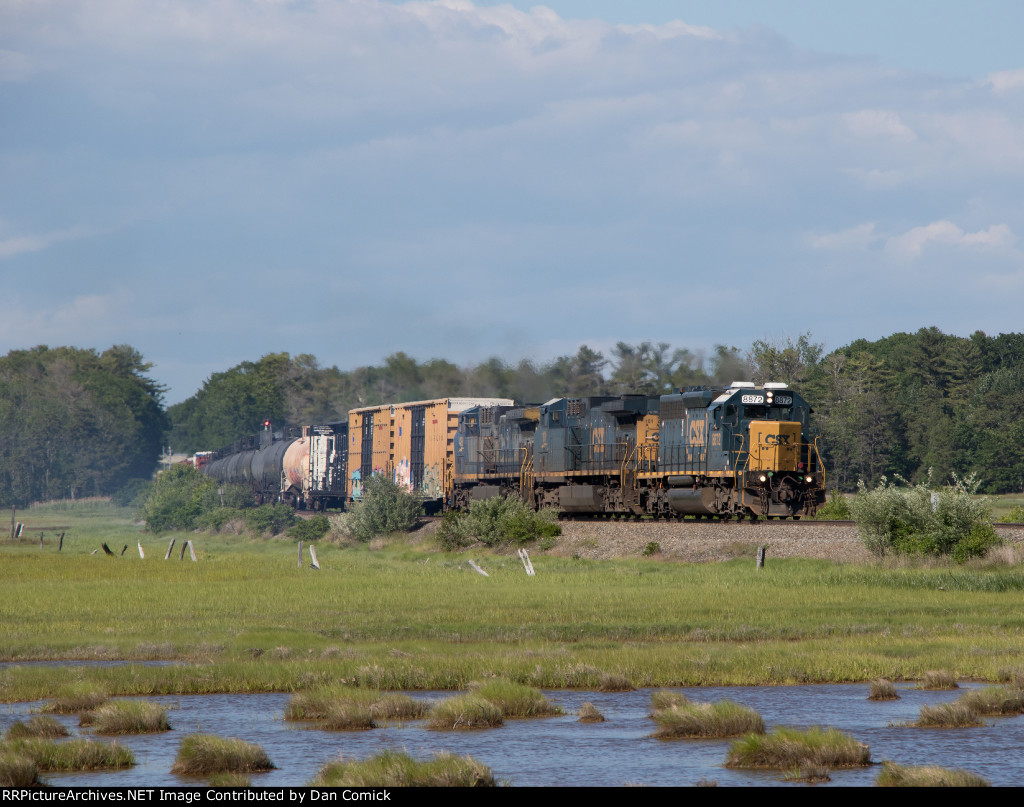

left=348, top=397, right=513, bottom=504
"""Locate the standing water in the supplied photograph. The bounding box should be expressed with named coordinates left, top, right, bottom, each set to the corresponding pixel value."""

left=2, top=684, right=1021, bottom=787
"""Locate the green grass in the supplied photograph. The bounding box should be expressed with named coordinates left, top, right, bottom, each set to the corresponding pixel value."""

left=651, top=699, right=765, bottom=739
left=170, top=734, right=274, bottom=775
left=80, top=700, right=171, bottom=734
left=427, top=694, right=504, bottom=730
left=0, top=751, right=43, bottom=786
left=310, top=749, right=496, bottom=787
left=578, top=702, right=605, bottom=723
left=918, top=670, right=959, bottom=690
left=725, top=726, right=871, bottom=769
left=876, top=762, right=991, bottom=787
left=6, top=503, right=1024, bottom=698
left=284, top=686, right=428, bottom=725
left=0, top=738, right=134, bottom=771
left=469, top=678, right=561, bottom=717
left=913, top=701, right=984, bottom=728
left=4, top=716, right=70, bottom=740
left=958, top=686, right=1024, bottom=716
left=40, top=689, right=108, bottom=714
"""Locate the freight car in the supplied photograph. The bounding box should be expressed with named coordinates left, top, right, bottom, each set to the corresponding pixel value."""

left=452, top=382, right=825, bottom=519
left=201, top=420, right=349, bottom=510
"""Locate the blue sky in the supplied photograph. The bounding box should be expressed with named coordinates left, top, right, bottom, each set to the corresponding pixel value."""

left=3, top=0, right=1023, bottom=404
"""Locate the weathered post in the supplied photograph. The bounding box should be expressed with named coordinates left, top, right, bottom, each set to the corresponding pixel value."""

left=164, top=538, right=175, bottom=560
left=10, top=505, right=14, bottom=541
left=179, top=541, right=187, bottom=561
left=756, top=545, right=767, bottom=569
left=298, top=540, right=303, bottom=568
left=40, top=532, right=44, bottom=549
left=137, top=541, right=144, bottom=558
left=188, top=541, right=196, bottom=562
left=59, top=532, right=64, bottom=551
left=309, top=545, right=320, bottom=570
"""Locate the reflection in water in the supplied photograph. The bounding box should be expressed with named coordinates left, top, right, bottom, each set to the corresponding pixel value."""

left=2, top=684, right=1021, bottom=787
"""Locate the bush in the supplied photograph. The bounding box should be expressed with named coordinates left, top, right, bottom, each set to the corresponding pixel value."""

left=288, top=515, right=331, bottom=542
left=245, top=504, right=296, bottom=535
left=338, top=475, right=423, bottom=543
left=997, top=505, right=1024, bottom=523
left=438, top=496, right=560, bottom=550
left=813, top=489, right=852, bottom=520
left=850, top=471, right=998, bottom=561
left=138, top=465, right=218, bottom=533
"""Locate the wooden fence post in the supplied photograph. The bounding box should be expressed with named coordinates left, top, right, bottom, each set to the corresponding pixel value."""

left=40, top=532, right=44, bottom=549
left=188, top=541, right=196, bottom=562
left=298, top=540, right=303, bottom=568
left=164, top=538, right=175, bottom=560
left=59, top=532, right=64, bottom=552
left=756, top=545, right=767, bottom=569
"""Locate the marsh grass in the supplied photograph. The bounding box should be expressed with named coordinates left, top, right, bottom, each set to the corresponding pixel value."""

left=427, top=695, right=504, bottom=730
left=650, top=690, right=689, bottom=711
left=958, top=686, right=1024, bottom=716
left=578, top=702, right=605, bottom=723
left=469, top=678, right=560, bottom=717
left=876, top=762, right=991, bottom=787
left=782, top=765, right=831, bottom=783
left=725, top=727, right=870, bottom=769
left=4, top=716, right=69, bottom=740
left=868, top=679, right=899, bottom=701
left=81, top=700, right=171, bottom=734
left=284, top=687, right=428, bottom=729
left=309, top=749, right=495, bottom=787
left=40, top=690, right=108, bottom=715
left=913, top=701, right=984, bottom=728
left=597, top=673, right=635, bottom=692
left=170, top=734, right=273, bottom=775
left=208, top=772, right=251, bottom=787
left=1, top=738, right=134, bottom=771
left=0, top=751, right=43, bottom=786
left=918, top=670, right=959, bottom=690
left=652, top=699, right=765, bottom=739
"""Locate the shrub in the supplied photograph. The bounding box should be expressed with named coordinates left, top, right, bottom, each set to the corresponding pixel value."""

left=310, top=750, right=495, bottom=787
left=652, top=699, right=765, bottom=739
left=438, top=496, right=560, bottom=550
left=245, top=504, right=296, bottom=535
left=427, top=695, right=504, bottom=730
left=110, top=479, right=153, bottom=508
left=642, top=542, right=661, bottom=556
left=339, top=475, right=423, bottom=542
left=170, top=734, right=274, bottom=775
left=850, top=471, right=998, bottom=561
left=877, top=762, right=990, bottom=787
left=813, top=489, right=852, bottom=520
left=195, top=507, right=249, bottom=532
left=138, top=465, right=218, bottom=533
left=997, top=505, right=1024, bottom=523
left=725, top=726, right=870, bottom=769
left=288, top=515, right=331, bottom=542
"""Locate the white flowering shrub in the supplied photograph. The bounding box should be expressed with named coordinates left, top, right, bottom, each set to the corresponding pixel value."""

left=850, top=471, right=998, bottom=561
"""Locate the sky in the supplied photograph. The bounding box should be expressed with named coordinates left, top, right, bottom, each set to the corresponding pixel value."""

left=2, top=0, right=1023, bottom=404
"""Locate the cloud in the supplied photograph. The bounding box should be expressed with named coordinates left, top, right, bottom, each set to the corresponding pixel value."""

left=987, top=68, right=1024, bottom=93
left=810, top=222, right=879, bottom=251
left=885, top=221, right=1016, bottom=260
left=0, top=226, right=95, bottom=259
left=842, top=109, right=916, bottom=141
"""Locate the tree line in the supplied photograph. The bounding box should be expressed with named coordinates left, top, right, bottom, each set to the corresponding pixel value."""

left=4, top=328, right=1024, bottom=508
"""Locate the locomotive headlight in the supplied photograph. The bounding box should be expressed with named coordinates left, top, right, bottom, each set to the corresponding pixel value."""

left=758, top=474, right=767, bottom=483
left=766, top=391, right=774, bottom=401
left=805, top=475, right=813, bottom=483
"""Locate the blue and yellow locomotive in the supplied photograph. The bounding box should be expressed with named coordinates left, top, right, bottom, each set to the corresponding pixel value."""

left=452, top=382, right=825, bottom=519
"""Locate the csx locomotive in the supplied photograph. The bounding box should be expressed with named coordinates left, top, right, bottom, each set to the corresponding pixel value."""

left=199, top=383, right=825, bottom=519
left=451, top=382, right=825, bottom=519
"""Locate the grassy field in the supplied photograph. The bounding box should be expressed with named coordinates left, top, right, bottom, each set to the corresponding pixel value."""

left=3, top=500, right=1024, bottom=702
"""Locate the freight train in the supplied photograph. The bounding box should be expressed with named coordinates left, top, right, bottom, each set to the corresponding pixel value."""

left=198, top=382, right=826, bottom=520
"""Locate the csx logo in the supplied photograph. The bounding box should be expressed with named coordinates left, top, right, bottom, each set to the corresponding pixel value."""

left=763, top=434, right=790, bottom=445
